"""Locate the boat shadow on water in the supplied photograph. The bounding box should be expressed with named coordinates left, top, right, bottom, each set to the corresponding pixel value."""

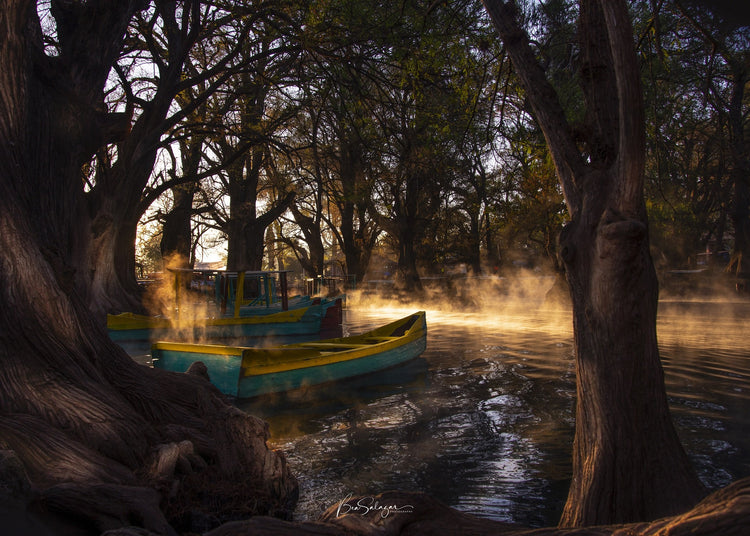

left=237, top=357, right=431, bottom=425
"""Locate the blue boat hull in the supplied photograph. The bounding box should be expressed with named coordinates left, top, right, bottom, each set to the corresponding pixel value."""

left=237, top=335, right=427, bottom=397
left=151, top=312, right=427, bottom=398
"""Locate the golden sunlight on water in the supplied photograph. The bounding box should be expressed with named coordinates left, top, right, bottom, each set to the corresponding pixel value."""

left=342, top=275, right=574, bottom=337
left=658, top=300, right=749, bottom=352
left=236, top=282, right=749, bottom=527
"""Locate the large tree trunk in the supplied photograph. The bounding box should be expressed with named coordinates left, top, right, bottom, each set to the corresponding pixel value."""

left=392, top=168, right=425, bottom=291
left=0, top=3, right=297, bottom=533
left=482, top=0, right=705, bottom=526
left=161, top=131, right=203, bottom=265
left=396, top=219, right=423, bottom=292
left=229, top=221, right=268, bottom=271
left=84, top=0, right=211, bottom=317
left=89, top=200, right=147, bottom=316
left=558, top=178, right=703, bottom=525
left=87, top=131, right=169, bottom=316
left=340, top=192, right=364, bottom=282
left=468, top=211, right=483, bottom=274
left=161, top=183, right=198, bottom=265
left=226, top=177, right=296, bottom=272
left=88, top=148, right=157, bottom=316
left=340, top=200, right=379, bottom=286
left=338, top=133, right=379, bottom=284
left=290, top=203, right=326, bottom=276
left=223, top=84, right=296, bottom=272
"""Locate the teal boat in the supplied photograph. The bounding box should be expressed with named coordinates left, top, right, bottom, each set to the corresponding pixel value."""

left=108, top=303, right=333, bottom=342
left=108, top=269, right=343, bottom=342
left=151, top=311, right=427, bottom=398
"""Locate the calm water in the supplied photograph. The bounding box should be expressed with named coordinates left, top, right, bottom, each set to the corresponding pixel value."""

left=235, top=296, right=750, bottom=527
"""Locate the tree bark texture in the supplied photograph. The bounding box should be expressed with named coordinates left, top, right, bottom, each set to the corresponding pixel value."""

left=392, top=168, right=426, bottom=291
left=83, top=0, right=214, bottom=316
left=338, top=132, right=379, bottom=283
left=226, top=182, right=296, bottom=272
left=161, top=183, right=198, bottom=264
left=161, top=133, right=204, bottom=264
left=222, top=82, right=297, bottom=273
left=291, top=203, right=327, bottom=276
left=0, top=201, right=298, bottom=531
left=482, top=0, right=705, bottom=526
left=88, top=191, right=147, bottom=315
left=0, top=2, right=297, bottom=532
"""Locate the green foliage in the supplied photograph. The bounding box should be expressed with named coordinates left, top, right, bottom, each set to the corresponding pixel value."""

left=129, top=0, right=749, bottom=283
left=635, top=0, right=747, bottom=265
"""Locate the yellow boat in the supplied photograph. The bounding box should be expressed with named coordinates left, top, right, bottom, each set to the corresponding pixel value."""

left=107, top=269, right=342, bottom=341
left=151, top=312, right=427, bottom=398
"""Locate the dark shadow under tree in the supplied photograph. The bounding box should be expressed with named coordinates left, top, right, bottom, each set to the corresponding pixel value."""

left=0, top=1, right=297, bottom=532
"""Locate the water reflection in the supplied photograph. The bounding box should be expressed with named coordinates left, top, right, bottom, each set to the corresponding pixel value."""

left=232, top=298, right=749, bottom=527
left=238, top=305, right=577, bottom=526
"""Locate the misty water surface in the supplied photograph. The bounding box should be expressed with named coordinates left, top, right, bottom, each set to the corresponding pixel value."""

left=236, top=291, right=750, bottom=527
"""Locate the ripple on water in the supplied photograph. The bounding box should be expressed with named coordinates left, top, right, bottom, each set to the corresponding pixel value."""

left=237, top=304, right=749, bottom=527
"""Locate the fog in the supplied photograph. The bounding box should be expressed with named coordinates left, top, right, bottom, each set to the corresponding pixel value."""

left=342, top=269, right=749, bottom=354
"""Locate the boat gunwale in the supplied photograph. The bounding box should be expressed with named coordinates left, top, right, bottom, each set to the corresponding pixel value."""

left=241, top=324, right=426, bottom=376
left=108, top=304, right=315, bottom=331
left=151, top=312, right=426, bottom=375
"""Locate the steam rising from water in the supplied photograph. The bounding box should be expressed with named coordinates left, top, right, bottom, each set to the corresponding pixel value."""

left=353, top=272, right=560, bottom=310
left=345, top=273, right=572, bottom=336
left=343, top=271, right=749, bottom=349
left=141, top=254, right=213, bottom=343
left=238, top=273, right=749, bottom=526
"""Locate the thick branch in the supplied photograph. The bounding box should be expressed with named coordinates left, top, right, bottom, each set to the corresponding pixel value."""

left=482, top=0, right=584, bottom=216
left=258, top=191, right=297, bottom=228
left=599, top=0, right=646, bottom=215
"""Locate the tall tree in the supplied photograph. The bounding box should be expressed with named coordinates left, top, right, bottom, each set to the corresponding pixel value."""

left=160, top=49, right=212, bottom=266
left=483, top=0, right=705, bottom=527
left=638, top=1, right=741, bottom=269
left=286, top=131, right=328, bottom=278
left=367, top=2, right=473, bottom=289
left=0, top=1, right=296, bottom=531
left=294, top=1, right=386, bottom=283
left=160, top=182, right=199, bottom=265
left=674, top=1, right=750, bottom=276
left=85, top=0, right=215, bottom=315
left=201, top=16, right=300, bottom=271
left=274, top=109, right=328, bottom=278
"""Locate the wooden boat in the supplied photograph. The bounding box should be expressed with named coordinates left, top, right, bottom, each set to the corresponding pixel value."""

left=108, top=304, right=330, bottom=342
left=107, top=269, right=343, bottom=342
left=151, top=311, right=427, bottom=398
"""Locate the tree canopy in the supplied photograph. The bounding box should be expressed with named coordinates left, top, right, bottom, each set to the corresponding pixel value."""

left=111, top=0, right=748, bottom=299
